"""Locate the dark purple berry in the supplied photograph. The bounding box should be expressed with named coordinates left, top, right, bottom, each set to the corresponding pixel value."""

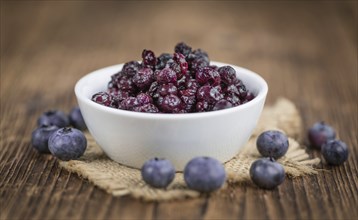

left=173, top=52, right=188, bottom=75
left=308, top=122, right=336, bottom=149
left=48, top=127, right=87, bottom=161
left=195, top=67, right=221, bottom=86
left=69, top=107, right=87, bottom=130
left=148, top=81, right=160, bottom=98
left=133, top=68, right=154, bottom=90
left=156, top=67, right=177, bottom=84
left=141, top=158, right=175, bottom=188
left=92, top=92, right=113, bottom=107
left=133, top=103, right=159, bottom=113
left=184, top=157, right=226, bottom=193
left=197, top=85, right=223, bottom=104
left=174, top=42, right=192, bottom=57
left=256, top=130, right=289, bottom=159
left=142, top=49, right=156, bottom=68
left=122, top=61, right=141, bottom=77
left=160, top=94, right=183, bottom=113
left=136, top=93, right=153, bottom=105
left=218, top=66, right=237, bottom=85
left=213, top=100, right=233, bottom=111
left=119, top=97, right=140, bottom=110
left=156, top=53, right=172, bottom=70
left=37, top=110, right=70, bottom=128
left=250, top=158, right=285, bottom=190
left=158, top=83, right=178, bottom=96
left=237, top=84, right=248, bottom=99
left=108, top=90, right=129, bottom=103
left=117, top=76, right=136, bottom=92
left=225, top=94, right=241, bottom=106
left=31, top=125, right=59, bottom=153
left=321, top=140, right=349, bottom=165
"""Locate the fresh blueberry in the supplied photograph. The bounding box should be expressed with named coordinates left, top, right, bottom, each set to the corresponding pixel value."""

left=31, top=125, right=59, bottom=153
left=184, top=157, right=226, bottom=193
left=48, top=127, right=87, bottom=161
left=256, top=130, right=289, bottom=159
left=250, top=158, right=285, bottom=189
left=37, top=110, right=70, bottom=128
left=141, top=158, right=175, bottom=188
left=308, top=122, right=336, bottom=149
left=69, top=107, right=87, bottom=131
left=321, top=140, right=349, bottom=165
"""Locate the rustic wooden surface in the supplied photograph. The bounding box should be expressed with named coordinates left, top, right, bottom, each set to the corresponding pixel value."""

left=1, top=1, right=357, bottom=219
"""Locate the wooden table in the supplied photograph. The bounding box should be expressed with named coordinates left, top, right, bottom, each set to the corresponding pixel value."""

left=1, top=1, right=357, bottom=219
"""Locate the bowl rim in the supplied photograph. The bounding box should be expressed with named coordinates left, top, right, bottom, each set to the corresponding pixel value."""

left=75, top=61, right=268, bottom=120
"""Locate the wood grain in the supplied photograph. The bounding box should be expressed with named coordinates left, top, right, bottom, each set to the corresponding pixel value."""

left=1, top=1, right=357, bottom=219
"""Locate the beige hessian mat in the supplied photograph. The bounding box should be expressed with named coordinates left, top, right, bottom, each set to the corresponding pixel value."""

left=59, top=98, right=320, bottom=201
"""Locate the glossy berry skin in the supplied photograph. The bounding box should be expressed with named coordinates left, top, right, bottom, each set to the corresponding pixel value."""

left=321, top=140, right=349, bottom=165
left=308, top=122, right=336, bottom=149
left=184, top=157, right=226, bottom=193
left=37, top=110, right=70, bottom=128
left=141, top=158, right=175, bottom=188
left=133, top=103, right=159, bottom=113
left=31, top=125, right=59, bottom=153
left=69, top=107, right=87, bottom=130
left=218, top=66, right=236, bottom=85
left=48, top=127, right=87, bottom=161
left=250, top=158, right=285, bottom=190
left=256, top=130, right=289, bottom=159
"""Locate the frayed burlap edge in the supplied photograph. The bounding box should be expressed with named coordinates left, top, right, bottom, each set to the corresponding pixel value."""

left=59, top=98, right=321, bottom=201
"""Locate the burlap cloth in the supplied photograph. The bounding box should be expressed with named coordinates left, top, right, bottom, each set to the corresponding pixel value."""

left=59, top=98, right=320, bottom=201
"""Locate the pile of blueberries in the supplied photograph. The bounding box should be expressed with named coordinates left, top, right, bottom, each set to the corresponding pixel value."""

left=308, top=122, right=349, bottom=165
left=141, top=157, right=226, bottom=192
left=91, top=42, right=255, bottom=113
left=31, top=108, right=88, bottom=161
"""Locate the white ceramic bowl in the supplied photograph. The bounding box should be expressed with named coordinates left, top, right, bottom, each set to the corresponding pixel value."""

left=75, top=62, right=268, bottom=170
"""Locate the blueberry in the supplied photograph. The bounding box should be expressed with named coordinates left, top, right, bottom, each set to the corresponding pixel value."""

left=321, top=140, right=349, bottom=165
left=250, top=158, right=285, bottom=189
left=141, top=158, right=175, bottom=188
left=184, top=157, right=226, bottom=193
left=69, top=107, right=87, bottom=131
left=160, top=94, right=183, bottom=113
left=31, top=125, right=59, bottom=153
left=308, top=122, right=336, bottom=149
left=133, top=68, right=154, bottom=90
left=37, top=110, right=70, bottom=128
left=256, top=130, right=289, bottom=159
left=92, top=92, right=113, bottom=107
left=218, top=66, right=236, bottom=85
left=174, top=42, right=192, bottom=57
left=48, top=127, right=87, bottom=161
left=213, top=100, right=233, bottom=111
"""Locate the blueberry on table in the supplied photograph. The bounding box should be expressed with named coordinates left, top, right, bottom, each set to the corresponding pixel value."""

left=321, top=140, right=349, bottom=165
left=250, top=158, right=285, bottom=190
left=308, top=121, right=336, bottom=149
left=256, top=130, right=289, bottom=159
left=48, top=127, right=87, bottom=161
left=184, top=157, right=226, bottom=193
left=31, top=125, right=59, bottom=153
left=69, top=107, right=87, bottom=130
left=141, top=158, right=175, bottom=188
left=37, top=110, right=70, bottom=128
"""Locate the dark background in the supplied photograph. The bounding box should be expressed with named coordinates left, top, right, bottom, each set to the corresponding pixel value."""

left=1, top=1, right=357, bottom=219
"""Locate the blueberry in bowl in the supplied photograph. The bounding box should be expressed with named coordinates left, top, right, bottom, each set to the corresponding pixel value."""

left=74, top=43, right=268, bottom=170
